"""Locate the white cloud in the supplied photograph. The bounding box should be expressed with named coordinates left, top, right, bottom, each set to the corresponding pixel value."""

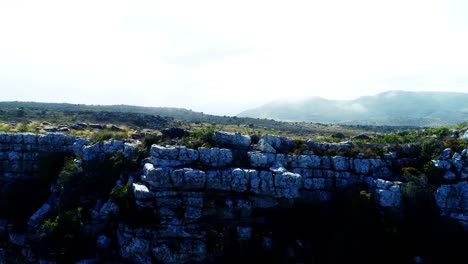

left=0, top=0, right=467, bottom=115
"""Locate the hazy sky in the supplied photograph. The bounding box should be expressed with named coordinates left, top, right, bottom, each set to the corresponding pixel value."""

left=1, top=0, right=467, bottom=115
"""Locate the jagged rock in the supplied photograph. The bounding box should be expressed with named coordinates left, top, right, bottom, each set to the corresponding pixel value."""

left=256, top=139, right=276, bottom=153
left=161, top=128, right=189, bottom=138
left=99, top=200, right=119, bottom=218
left=274, top=172, right=302, bottom=198
left=384, top=152, right=398, bottom=159
left=133, top=183, right=153, bottom=199
left=353, top=158, right=370, bottom=174
left=269, top=163, right=287, bottom=174
left=461, top=131, right=468, bottom=140
left=28, top=203, right=51, bottom=228
left=124, top=143, right=139, bottom=159
left=251, top=171, right=275, bottom=196
left=72, top=138, right=89, bottom=156
left=102, top=140, right=124, bottom=153
left=151, top=145, right=178, bottom=159
left=248, top=151, right=275, bottom=168
left=118, top=235, right=151, bottom=264
left=198, top=147, right=233, bottom=167
left=43, top=126, right=58, bottom=132
left=443, top=171, right=457, bottom=180
left=441, top=148, right=452, bottom=160
left=353, top=134, right=371, bottom=140
left=332, top=156, right=349, bottom=171
left=9, top=232, right=27, bottom=247
left=110, top=125, right=124, bottom=131
left=289, top=155, right=321, bottom=169
left=304, top=178, right=333, bottom=190
left=214, top=131, right=251, bottom=149
left=374, top=179, right=401, bottom=207
left=259, top=135, right=293, bottom=153
left=81, top=143, right=102, bottom=161
left=434, top=181, right=468, bottom=211
left=434, top=160, right=451, bottom=170
left=331, top=132, right=346, bottom=139
left=89, top=124, right=105, bottom=129
left=231, top=168, right=250, bottom=192
left=183, top=169, right=206, bottom=189
left=141, top=163, right=172, bottom=189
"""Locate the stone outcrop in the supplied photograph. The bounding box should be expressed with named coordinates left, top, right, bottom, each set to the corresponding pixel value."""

left=1, top=131, right=467, bottom=263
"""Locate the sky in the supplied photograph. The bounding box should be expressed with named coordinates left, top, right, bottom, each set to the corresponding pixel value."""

left=0, top=0, right=467, bottom=116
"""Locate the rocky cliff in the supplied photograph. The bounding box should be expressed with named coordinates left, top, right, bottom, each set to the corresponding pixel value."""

left=0, top=132, right=467, bottom=263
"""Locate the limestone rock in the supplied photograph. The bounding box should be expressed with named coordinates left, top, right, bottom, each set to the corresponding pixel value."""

left=248, top=152, right=275, bottom=168
left=289, top=155, right=321, bottom=169
left=434, top=181, right=468, bottom=211
left=214, top=131, right=251, bottom=149
left=443, top=171, right=457, bottom=180
left=198, top=147, right=233, bottom=167
left=259, top=134, right=293, bottom=153
left=124, top=143, right=139, bottom=159
left=332, top=156, right=349, bottom=171
left=353, top=158, right=370, bottom=174
left=133, top=183, right=153, bottom=199
left=462, top=131, right=468, bottom=140
left=28, top=203, right=51, bottom=228
left=231, top=168, right=250, bottom=192
left=150, top=145, right=198, bottom=167
left=434, top=160, right=451, bottom=170
left=102, top=140, right=124, bottom=153
left=183, top=169, right=206, bottom=189
left=441, top=148, right=452, bottom=160
left=256, top=139, right=276, bottom=153
left=274, top=172, right=302, bottom=199
left=141, top=163, right=172, bottom=189
left=82, top=143, right=102, bottom=161
left=374, top=179, right=401, bottom=207
left=118, top=236, right=151, bottom=264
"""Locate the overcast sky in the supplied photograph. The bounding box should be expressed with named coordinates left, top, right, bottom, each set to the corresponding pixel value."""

left=1, top=0, right=467, bottom=115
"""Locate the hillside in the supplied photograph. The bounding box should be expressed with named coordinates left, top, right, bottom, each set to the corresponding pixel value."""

left=238, top=91, right=468, bottom=126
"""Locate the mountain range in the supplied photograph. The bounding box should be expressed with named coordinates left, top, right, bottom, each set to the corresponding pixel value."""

left=237, top=91, right=468, bottom=126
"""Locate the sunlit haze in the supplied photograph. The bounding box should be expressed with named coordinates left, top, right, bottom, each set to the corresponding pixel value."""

left=1, top=0, right=467, bottom=115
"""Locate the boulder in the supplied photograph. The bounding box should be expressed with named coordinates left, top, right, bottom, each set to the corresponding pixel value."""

left=161, top=128, right=189, bottom=138
left=461, top=130, right=468, bottom=140
left=81, top=143, right=102, bottom=161
left=441, top=148, right=452, bottom=160
left=213, top=131, right=251, bottom=149
left=353, top=134, right=371, bottom=140
left=28, top=203, right=51, bottom=228
left=256, top=139, right=276, bottom=153
left=198, top=147, right=233, bottom=167
left=434, top=181, right=468, bottom=211
left=274, top=172, right=302, bottom=199
left=331, top=132, right=346, bottom=139
left=332, top=156, right=349, bottom=171
left=374, top=179, right=401, bottom=207
left=257, top=135, right=293, bottom=153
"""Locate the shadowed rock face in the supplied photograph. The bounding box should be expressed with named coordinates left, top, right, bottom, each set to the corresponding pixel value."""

left=0, top=132, right=467, bottom=263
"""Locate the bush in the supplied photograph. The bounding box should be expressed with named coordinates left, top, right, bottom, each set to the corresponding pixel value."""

left=182, top=129, right=217, bottom=149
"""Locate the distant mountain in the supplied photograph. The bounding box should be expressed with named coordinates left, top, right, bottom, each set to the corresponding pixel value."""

left=237, top=91, right=468, bottom=126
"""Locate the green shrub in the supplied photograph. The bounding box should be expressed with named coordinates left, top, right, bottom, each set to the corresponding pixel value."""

left=182, top=128, right=217, bottom=148
left=110, top=182, right=133, bottom=210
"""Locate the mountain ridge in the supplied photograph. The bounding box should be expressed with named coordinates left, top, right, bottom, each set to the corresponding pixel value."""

left=237, top=90, right=468, bottom=126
